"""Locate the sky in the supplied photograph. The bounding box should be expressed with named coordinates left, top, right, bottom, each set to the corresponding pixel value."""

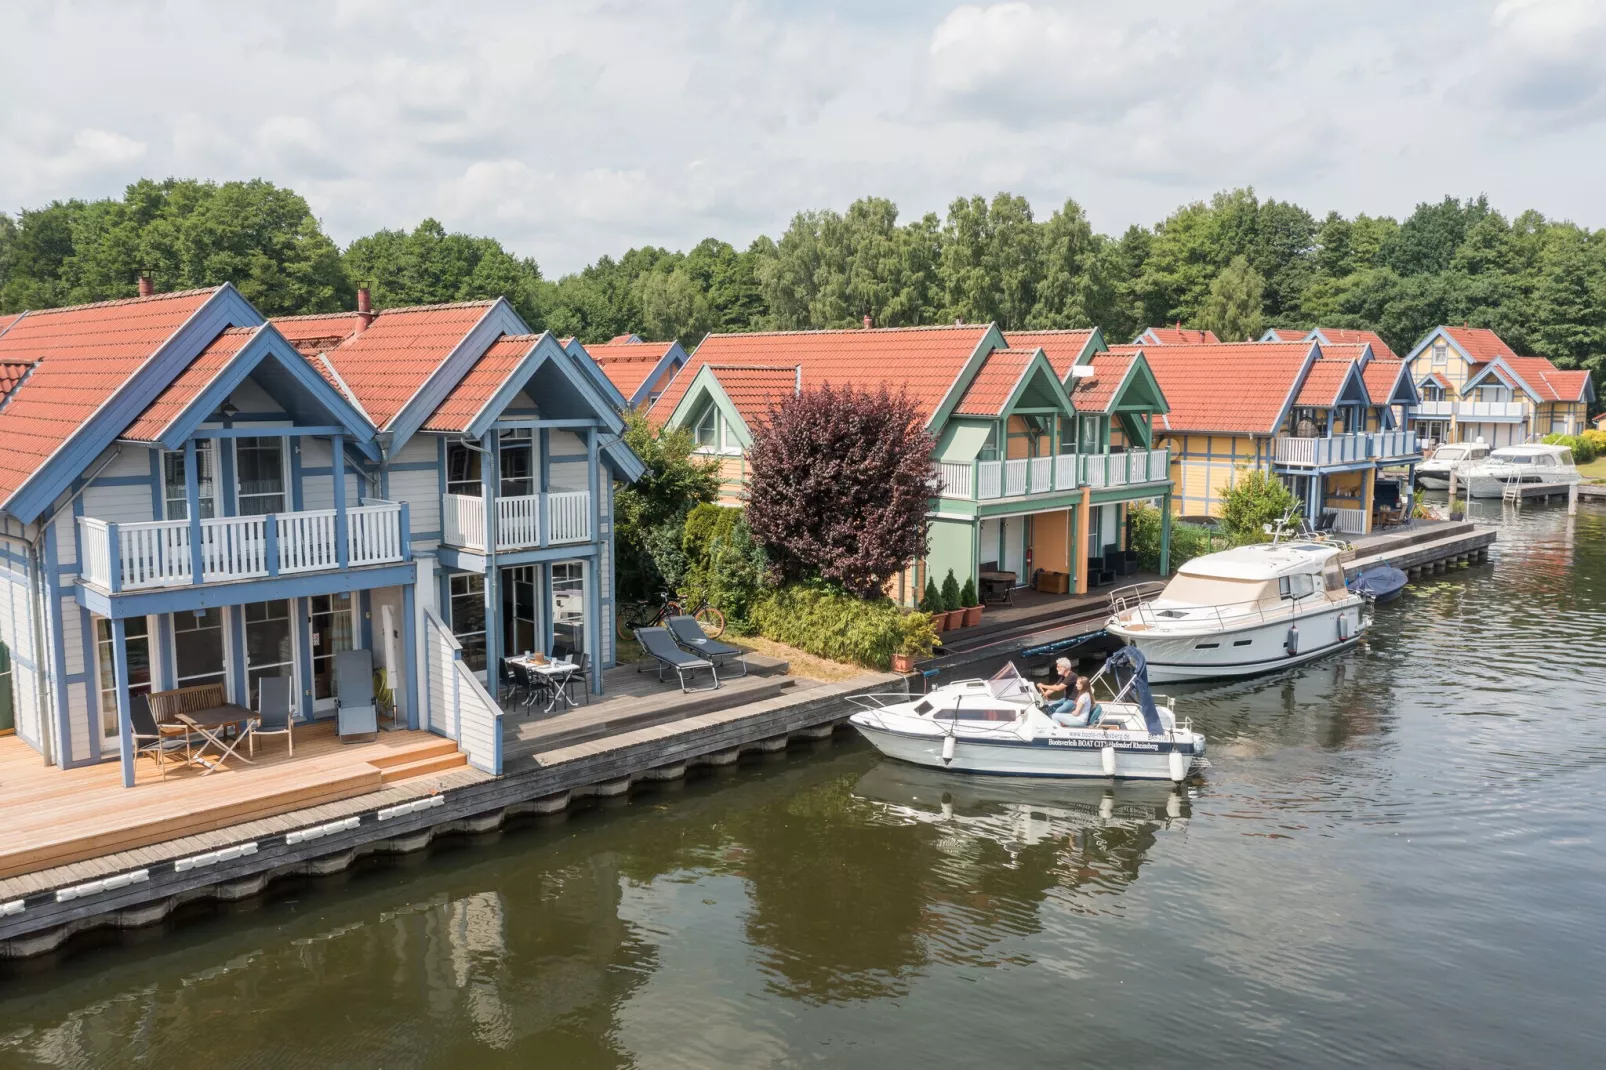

left=3, top=0, right=1605, bottom=276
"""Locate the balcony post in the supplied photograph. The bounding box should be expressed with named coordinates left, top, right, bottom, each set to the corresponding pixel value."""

left=332, top=434, right=348, bottom=569
left=184, top=439, right=204, bottom=584
left=400, top=501, right=412, bottom=561
left=1159, top=492, right=1173, bottom=576
left=106, top=522, right=122, bottom=593
left=586, top=426, right=599, bottom=543
left=113, top=616, right=135, bottom=788
left=265, top=514, right=279, bottom=577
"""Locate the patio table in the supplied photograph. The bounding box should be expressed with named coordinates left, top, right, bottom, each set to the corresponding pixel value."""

left=506, top=656, right=582, bottom=712
left=176, top=705, right=256, bottom=774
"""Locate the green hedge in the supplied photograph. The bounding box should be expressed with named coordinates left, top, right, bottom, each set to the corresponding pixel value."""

left=1541, top=432, right=1597, bottom=464
left=750, top=582, right=934, bottom=669
left=1127, top=503, right=1223, bottom=573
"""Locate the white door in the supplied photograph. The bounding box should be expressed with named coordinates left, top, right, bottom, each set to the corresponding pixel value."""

left=308, top=593, right=357, bottom=713
left=1001, top=517, right=1025, bottom=580
left=979, top=518, right=1002, bottom=569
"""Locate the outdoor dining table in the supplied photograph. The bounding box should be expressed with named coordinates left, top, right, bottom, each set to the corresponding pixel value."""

left=176, top=706, right=256, bottom=774
left=506, top=656, right=582, bottom=712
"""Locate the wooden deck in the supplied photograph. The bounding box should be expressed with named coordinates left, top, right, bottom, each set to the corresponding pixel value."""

left=937, top=576, right=1158, bottom=655
left=0, top=722, right=462, bottom=881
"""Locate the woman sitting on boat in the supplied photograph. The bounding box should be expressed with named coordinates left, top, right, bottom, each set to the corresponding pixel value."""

left=1042, top=661, right=1098, bottom=727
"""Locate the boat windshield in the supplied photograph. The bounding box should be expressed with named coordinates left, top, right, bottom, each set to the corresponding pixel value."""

left=1433, top=446, right=1465, bottom=461
left=986, top=663, right=1037, bottom=703
left=1156, top=574, right=1273, bottom=608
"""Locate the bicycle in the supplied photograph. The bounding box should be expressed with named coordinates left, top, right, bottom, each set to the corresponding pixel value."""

left=616, top=592, right=726, bottom=640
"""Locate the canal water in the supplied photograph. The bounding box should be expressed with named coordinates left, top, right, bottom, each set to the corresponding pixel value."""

left=2, top=504, right=1604, bottom=1068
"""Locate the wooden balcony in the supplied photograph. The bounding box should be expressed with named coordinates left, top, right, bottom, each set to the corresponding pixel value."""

left=1275, top=432, right=1419, bottom=467
left=441, top=491, right=593, bottom=552
left=933, top=449, right=1169, bottom=501
left=77, top=501, right=407, bottom=592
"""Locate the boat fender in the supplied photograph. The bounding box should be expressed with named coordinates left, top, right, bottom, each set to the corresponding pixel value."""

left=1168, top=748, right=1186, bottom=783
left=1338, top=614, right=1350, bottom=642
left=1101, top=745, right=1117, bottom=777
left=941, top=734, right=957, bottom=764
left=1285, top=623, right=1299, bottom=656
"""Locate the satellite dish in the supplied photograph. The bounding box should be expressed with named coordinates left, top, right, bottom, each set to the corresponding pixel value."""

left=1069, top=366, right=1095, bottom=379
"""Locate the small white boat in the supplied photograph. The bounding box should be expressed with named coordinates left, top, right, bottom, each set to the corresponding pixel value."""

left=1459, top=443, right=1580, bottom=499
left=1416, top=441, right=1490, bottom=490
left=847, top=652, right=1206, bottom=782
left=1105, top=539, right=1368, bottom=683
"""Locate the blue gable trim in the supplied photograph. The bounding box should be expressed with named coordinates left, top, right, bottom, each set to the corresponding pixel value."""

left=465, top=333, right=626, bottom=441
left=565, top=338, right=630, bottom=410
left=385, top=300, right=527, bottom=454
left=623, top=341, right=688, bottom=408
left=5, top=285, right=263, bottom=524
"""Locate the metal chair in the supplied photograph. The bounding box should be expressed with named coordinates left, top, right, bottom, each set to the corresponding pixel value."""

left=251, top=675, right=294, bottom=757
left=130, top=692, right=191, bottom=779
left=335, top=649, right=379, bottom=742
left=562, top=652, right=592, bottom=706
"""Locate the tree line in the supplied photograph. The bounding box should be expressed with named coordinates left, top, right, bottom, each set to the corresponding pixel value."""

left=3, top=178, right=1602, bottom=377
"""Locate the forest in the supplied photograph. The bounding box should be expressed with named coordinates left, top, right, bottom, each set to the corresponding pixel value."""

left=2, top=177, right=1602, bottom=376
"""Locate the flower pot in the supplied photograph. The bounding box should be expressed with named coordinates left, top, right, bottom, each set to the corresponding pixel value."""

left=963, top=604, right=983, bottom=627
left=892, top=652, right=916, bottom=673
left=944, top=609, right=966, bottom=631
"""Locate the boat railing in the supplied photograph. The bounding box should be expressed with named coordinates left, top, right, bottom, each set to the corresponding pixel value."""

left=1116, top=594, right=1290, bottom=634
left=1109, top=581, right=1167, bottom=616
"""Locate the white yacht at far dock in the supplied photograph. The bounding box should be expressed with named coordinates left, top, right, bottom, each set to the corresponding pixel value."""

left=1459, top=443, right=1580, bottom=499
left=1416, top=440, right=1490, bottom=490
left=1105, top=540, right=1369, bottom=683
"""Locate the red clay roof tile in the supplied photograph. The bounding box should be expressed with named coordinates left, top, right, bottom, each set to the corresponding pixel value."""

left=1295, top=358, right=1357, bottom=407
left=586, top=339, right=678, bottom=400
left=1139, top=326, right=1220, bottom=345
left=307, top=302, right=495, bottom=428
left=954, top=348, right=1037, bottom=416
left=708, top=365, right=800, bottom=428
left=1071, top=350, right=1138, bottom=414
left=1361, top=360, right=1410, bottom=403
left=1315, top=328, right=1396, bottom=360
left=1003, top=329, right=1097, bottom=380
left=423, top=334, right=538, bottom=432
left=0, top=288, right=219, bottom=501
left=1140, top=342, right=1313, bottom=435
left=1263, top=327, right=1308, bottom=342
left=122, top=326, right=260, bottom=441
left=1497, top=355, right=1592, bottom=403
left=1442, top=326, right=1515, bottom=364
left=0, top=362, right=34, bottom=401
left=272, top=311, right=365, bottom=357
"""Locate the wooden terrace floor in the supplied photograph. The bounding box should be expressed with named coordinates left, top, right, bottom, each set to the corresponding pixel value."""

left=0, top=721, right=463, bottom=881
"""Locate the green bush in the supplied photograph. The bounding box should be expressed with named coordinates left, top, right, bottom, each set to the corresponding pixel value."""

left=923, top=577, right=941, bottom=613
left=751, top=582, right=925, bottom=669
left=1219, top=469, right=1300, bottom=541
left=679, top=504, right=768, bottom=632
left=1580, top=428, right=1606, bottom=455
left=1541, top=432, right=1595, bottom=464
left=940, top=569, right=962, bottom=613
left=959, top=576, right=978, bottom=608
left=899, top=611, right=939, bottom=658
left=1127, top=503, right=1220, bottom=572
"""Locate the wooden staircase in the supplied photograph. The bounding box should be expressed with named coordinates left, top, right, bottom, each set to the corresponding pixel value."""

left=368, top=739, right=468, bottom=783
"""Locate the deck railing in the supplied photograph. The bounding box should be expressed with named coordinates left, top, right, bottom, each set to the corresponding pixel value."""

left=1274, top=434, right=1369, bottom=466
left=934, top=448, right=1169, bottom=500
left=1455, top=400, right=1527, bottom=420
left=1081, top=448, right=1170, bottom=489
left=1323, top=507, right=1368, bottom=535
left=1369, top=429, right=1419, bottom=460
left=78, top=503, right=406, bottom=592
left=441, top=490, right=593, bottom=552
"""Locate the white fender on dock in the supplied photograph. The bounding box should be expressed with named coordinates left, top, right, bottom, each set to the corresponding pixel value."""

left=1168, top=748, right=1186, bottom=782
left=1101, top=746, right=1117, bottom=777
left=942, top=734, right=956, bottom=764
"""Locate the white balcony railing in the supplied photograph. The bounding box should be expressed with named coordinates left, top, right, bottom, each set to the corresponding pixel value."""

left=1274, top=434, right=1370, bottom=466
left=933, top=460, right=974, bottom=498
left=938, top=448, right=1170, bottom=500
left=1081, top=448, right=1171, bottom=489
left=78, top=503, right=406, bottom=592
left=1456, top=400, right=1527, bottom=421
left=1369, top=429, right=1419, bottom=460
left=1414, top=400, right=1454, bottom=418
left=441, top=491, right=593, bottom=552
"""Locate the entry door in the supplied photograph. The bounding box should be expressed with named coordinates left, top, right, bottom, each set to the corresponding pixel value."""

left=244, top=599, right=296, bottom=710
left=1001, top=518, right=1025, bottom=581
left=979, top=518, right=1002, bottom=569
left=551, top=561, right=587, bottom=655
left=95, top=616, right=154, bottom=743
left=309, top=593, right=356, bottom=712
left=502, top=565, right=540, bottom=658
left=173, top=608, right=228, bottom=693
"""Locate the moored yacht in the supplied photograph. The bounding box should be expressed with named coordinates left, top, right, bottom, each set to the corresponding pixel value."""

left=1460, top=443, right=1580, bottom=499
left=1416, top=440, right=1490, bottom=490
left=1105, top=540, right=1369, bottom=683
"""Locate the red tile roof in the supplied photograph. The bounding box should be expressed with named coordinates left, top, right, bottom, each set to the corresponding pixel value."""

left=1263, top=327, right=1308, bottom=342
left=424, top=334, right=537, bottom=432
left=272, top=311, right=365, bottom=357
left=653, top=324, right=995, bottom=427
left=0, top=362, right=34, bottom=401
left=1315, top=328, right=1396, bottom=360
left=0, top=313, right=24, bottom=337
left=1497, top=355, right=1592, bottom=403
left=708, top=365, right=800, bottom=427
left=123, top=326, right=260, bottom=441
left=0, top=288, right=218, bottom=501
left=1140, top=326, right=1220, bottom=345
left=306, top=302, right=495, bottom=429
left=1141, top=342, right=1313, bottom=435
left=1442, top=326, right=1515, bottom=364
left=1004, top=329, right=1096, bottom=380
left=954, top=348, right=1038, bottom=416
left=1071, top=350, right=1138, bottom=413
left=1295, top=358, right=1357, bottom=407
left=1422, top=371, right=1451, bottom=392
left=586, top=339, right=677, bottom=400
left=1362, top=360, right=1410, bottom=404
left=608, top=333, right=639, bottom=344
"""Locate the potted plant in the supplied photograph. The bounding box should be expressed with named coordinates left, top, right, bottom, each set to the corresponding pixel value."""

left=940, top=570, right=965, bottom=630
left=923, top=576, right=946, bottom=631
left=960, top=577, right=983, bottom=627
left=893, top=610, right=938, bottom=672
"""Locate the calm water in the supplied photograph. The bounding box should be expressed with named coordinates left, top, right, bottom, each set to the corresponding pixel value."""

left=3, top=504, right=1605, bottom=1069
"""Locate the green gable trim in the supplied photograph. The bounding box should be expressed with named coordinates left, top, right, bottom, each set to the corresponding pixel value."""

left=927, top=324, right=1012, bottom=431
left=1000, top=349, right=1078, bottom=422
left=661, top=365, right=755, bottom=448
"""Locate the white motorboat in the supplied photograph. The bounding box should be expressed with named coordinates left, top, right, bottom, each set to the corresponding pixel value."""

left=1105, top=540, right=1368, bottom=683
left=846, top=652, right=1206, bottom=782
left=1459, top=443, right=1580, bottom=499
left=1416, top=440, right=1490, bottom=490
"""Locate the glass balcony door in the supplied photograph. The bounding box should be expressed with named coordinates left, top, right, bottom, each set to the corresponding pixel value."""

left=551, top=561, right=586, bottom=655
left=309, top=593, right=356, bottom=712
left=173, top=607, right=227, bottom=692
left=244, top=599, right=295, bottom=710
left=501, top=565, right=540, bottom=658
left=236, top=436, right=288, bottom=516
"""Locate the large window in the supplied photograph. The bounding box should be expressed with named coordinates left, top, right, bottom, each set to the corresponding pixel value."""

left=694, top=407, right=718, bottom=449
left=162, top=442, right=216, bottom=520
left=499, top=428, right=535, bottom=497
left=236, top=437, right=287, bottom=516
left=447, top=442, right=482, bottom=496
left=1057, top=416, right=1077, bottom=455
left=1079, top=415, right=1103, bottom=453
left=173, top=608, right=226, bottom=691
left=1432, top=340, right=1448, bottom=367
left=502, top=566, right=539, bottom=658
left=243, top=600, right=294, bottom=710
left=450, top=574, right=487, bottom=671
left=552, top=561, right=586, bottom=655
left=96, top=616, right=152, bottom=740
left=309, top=593, right=356, bottom=702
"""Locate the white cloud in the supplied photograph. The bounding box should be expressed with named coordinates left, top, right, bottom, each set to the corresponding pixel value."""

left=1, top=1, right=1603, bottom=272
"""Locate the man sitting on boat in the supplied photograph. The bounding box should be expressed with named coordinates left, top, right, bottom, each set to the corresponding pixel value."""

left=1040, top=659, right=1098, bottom=727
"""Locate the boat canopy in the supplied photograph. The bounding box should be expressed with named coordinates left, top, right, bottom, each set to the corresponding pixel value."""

left=1104, top=647, right=1163, bottom=734
left=986, top=663, right=1038, bottom=704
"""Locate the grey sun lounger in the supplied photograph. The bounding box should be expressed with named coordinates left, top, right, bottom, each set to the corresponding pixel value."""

left=335, top=648, right=379, bottom=742
left=666, top=616, right=748, bottom=678
left=635, top=627, right=720, bottom=692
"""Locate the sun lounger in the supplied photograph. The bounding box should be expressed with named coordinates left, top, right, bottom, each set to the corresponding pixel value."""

left=635, top=627, right=719, bottom=692
left=335, top=649, right=379, bottom=742
left=666, top=616, right=748, bottom=678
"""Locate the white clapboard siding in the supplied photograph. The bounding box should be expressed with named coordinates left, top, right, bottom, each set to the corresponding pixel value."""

left=548, top=462, right=588, bottom=492
left=423, top=609, right=501, bottom=773
left=389, top=470, right=440, bottom=535
left=0, top=565, right=42, bottom=747
left=60, top=598, right=85, bottom=678
left=454, top=660, right=500, bottom=773
left=228, top=378, right=284, bottom=413
left=599, top=539, right=614, bottom=668
left=548, top=429, right=584, bottom=457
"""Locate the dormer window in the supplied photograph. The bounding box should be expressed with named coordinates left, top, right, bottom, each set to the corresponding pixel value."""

left=694, top=406, right=718, bottom=449
left=1432, top=340, right=1448, bottom=367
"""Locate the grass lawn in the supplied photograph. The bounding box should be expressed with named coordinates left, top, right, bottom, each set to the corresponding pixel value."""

left=1577, top=457, right=1606, bottom=483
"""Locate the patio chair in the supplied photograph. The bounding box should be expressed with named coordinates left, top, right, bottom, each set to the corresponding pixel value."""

left=1086, top=556, right=1116, bottom=588
left=130, top=693, right=191, bottom=779
left=635, top=627, right=719, bottom=692
left=251, top=675, right=294, bottom=757
left=667, top=615, right=748, bottom=678
left=334, top=648, right=379, bottom=742
left=562, top=651, right=592, bottom=706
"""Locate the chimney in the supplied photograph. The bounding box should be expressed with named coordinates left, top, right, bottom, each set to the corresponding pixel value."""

left=863, top=314, right=872, bottom=329
left=137, top=272, right=154, bottom=298
left=356, top=286, right=374, bottom=334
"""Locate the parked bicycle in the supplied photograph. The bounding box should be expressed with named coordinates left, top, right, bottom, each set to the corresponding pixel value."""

left=616, top=592, right=726, bottom=640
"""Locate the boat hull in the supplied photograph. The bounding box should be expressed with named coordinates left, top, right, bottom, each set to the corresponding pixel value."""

left=1416, top=473, right=1451, bottom=490
left=850, top=721, right=1195, bottom=780
left=1109, top=601, right=1365, bottom=683
left=1464, top=474, right=1580, bottom=499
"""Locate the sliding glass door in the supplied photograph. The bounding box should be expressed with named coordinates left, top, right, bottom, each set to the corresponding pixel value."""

left=309, top=593, right=356, bottom=712
left=501, top=565, right=539, bottom=659
left=236, top=437, right=287, bottom=516
left=173, top=608, right=227, bottom=691
left=244, top=599, right=295, bottom=710
left=551, top=561, right=586, bottom=655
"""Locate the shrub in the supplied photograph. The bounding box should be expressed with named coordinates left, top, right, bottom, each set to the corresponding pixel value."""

left=1580, top=428, right=1606, bottom=455
left=1127, top=503, right=1219, bottom=572
left=940, top=569, right=962, bottom=613
left=899, top=611, right=939, bottom=658
left=750, top=582, right=923, bottom=669
left=1219, top=469, right=1300, bottom=541
left=959, top=577, right=978, bottom=608
left=615, top=410, right=719, bottom=598
left=923, top=576, right=941, bottom=613
left=1541, top=432, right=1595, bottom=464
left=680, top=505, right=770, bottom=632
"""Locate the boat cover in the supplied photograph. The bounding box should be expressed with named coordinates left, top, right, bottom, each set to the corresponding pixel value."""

left=1105, top=647, right=1164, bottom=734
left=987, top=663, right=1037, bottom=704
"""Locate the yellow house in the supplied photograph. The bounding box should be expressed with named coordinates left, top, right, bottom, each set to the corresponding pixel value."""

left=1403, top=326, right=1593, bottom=447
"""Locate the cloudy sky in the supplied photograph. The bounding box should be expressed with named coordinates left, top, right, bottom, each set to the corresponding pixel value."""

left=4, top=0, right=1604, bottom=274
